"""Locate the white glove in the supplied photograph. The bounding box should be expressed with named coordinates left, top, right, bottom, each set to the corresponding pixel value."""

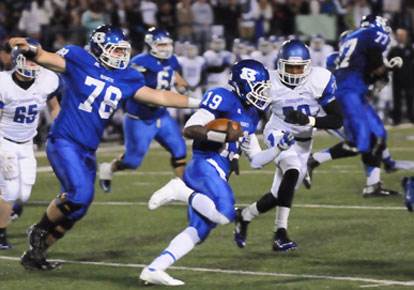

left=384, top=56, right=403, bottom=68
left=0, top=153, right=18, bottom=180
left=277, top=131, right=295, bottom=150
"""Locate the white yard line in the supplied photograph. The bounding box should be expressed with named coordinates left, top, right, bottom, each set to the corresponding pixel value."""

left=26, top=200, right=407, bottom=211
left=0, top=256, right=412, bottom=287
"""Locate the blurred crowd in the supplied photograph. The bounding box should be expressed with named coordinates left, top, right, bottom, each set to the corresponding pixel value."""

left=1, top=0, right=414, bottom=147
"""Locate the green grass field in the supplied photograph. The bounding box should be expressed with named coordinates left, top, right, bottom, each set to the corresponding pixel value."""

left=1, top=126, right=414, bottom=290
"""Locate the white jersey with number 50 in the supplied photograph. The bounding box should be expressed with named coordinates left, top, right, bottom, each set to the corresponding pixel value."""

left=265, top=67, right=335, bottom=139
left=0, top=69, right=60, bottom=142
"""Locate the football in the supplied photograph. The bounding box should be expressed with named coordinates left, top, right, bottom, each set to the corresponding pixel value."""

left=205, top=118, right=242, bottom=132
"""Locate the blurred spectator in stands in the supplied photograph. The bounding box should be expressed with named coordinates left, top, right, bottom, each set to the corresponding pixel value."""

left=32, top=0, right=53, bottom=49
left=125, top=0, right=146, bottom=53
left=157, top=1, right=177, bottom=39
left=141, top=0, right=158, bottom=28
left=310, top=0, right=320, bottom=14
left=388, top=28, right=414, bottom=124
left=321, top=0, right=337, bottom=15
left=256, top=0, right=273, bottom=40
left=239, top=0, right=258, bottom=42
left=392, top=0, right=414, bottom=42
left=352, top=0, right=371, bottom=28
left=192, top=0, right=214, bottom=53
left=176, top=0, right=194, bottom=42
left=18, top=1, right=41, bottom=40
left=81, top=0, right=107, bottom=43
left=0, top=42, right=12, bottom=71
left=212, top=0, right=241, bottom=51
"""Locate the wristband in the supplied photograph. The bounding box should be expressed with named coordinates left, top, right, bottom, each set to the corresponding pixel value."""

left=187, top=97, right=201, bottom=108
left=306, top=116, right=316, bottom=127
left=206, top=130, right=227, bottom=143
left=22, top=43, right=39, bottom=59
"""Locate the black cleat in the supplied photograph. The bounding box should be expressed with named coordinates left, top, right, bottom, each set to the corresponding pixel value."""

left=273, top=228, right=297, bottom=252
left=27, top=224, right=48, bottom=260
left=233, top=208, right=249, bottom=248
left=362, top=182, right=400, bottom=198
left=20, top=250, right=61, bottom=271
left=303, top=154, right=320, bottom=190
left=0, top=235, right=12, bottom=250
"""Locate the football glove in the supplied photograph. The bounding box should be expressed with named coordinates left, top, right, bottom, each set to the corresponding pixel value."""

left=277, top=131, right=295, bottom=150
left=228, top=153, right=240, bottom=177
left=384, top=56, right=403, bottom=69
left=285, top=111, right=310, bottom=126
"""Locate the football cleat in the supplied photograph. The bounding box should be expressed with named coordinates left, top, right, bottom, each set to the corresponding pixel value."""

left=233, top=208, right=249, bottom=248
left=20, top=250, right=62, bottom=271
left=148, top=177, right=193, bottom=210
left=139, top=267, right=185, bottom=286
left=362, top=182, right=400, bottom=198
left=273, top=228, right=297, bottom=252
left=27, top=224, right=48, bottom=260
left=385, top=160, right=414, bottom=174
left=303, top=154, right=320, bottom=189
left=0, top=235, right=12, bottom=250
left=99, top=162, right=113, bottom=193
left=10, top=203, right=23, bottom=222
left=402, top=176, right=414, bottom=212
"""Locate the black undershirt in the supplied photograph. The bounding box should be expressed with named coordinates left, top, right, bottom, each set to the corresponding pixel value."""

left=12, top=72, right=34, bottom=90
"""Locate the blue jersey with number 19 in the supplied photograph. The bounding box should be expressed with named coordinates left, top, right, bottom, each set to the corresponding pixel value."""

left=192, top=87, right=260, bottom=177
left=49, top=45, right=145, bottom=150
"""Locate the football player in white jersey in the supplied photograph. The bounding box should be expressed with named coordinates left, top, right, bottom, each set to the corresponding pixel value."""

left=309, top=34, right=334, bottom=68
left=251, top=37, right=278, bottom=70
left=202, top=35, right=233, bottom=91
left=233, top=40, right=343, bottom=251
left=176, top=43, right=206, bottom=123
left=0, top=40, right=61, bottom=250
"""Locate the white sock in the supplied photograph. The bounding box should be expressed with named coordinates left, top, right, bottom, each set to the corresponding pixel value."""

left=190, top=193, right=230, bottom=225
left=313, top=150, right=332, bottom=164
left=275, top=206, right=290, bottom=231
left=173, top=177, right=194, bottom=203
left=242, top=202, right=260, bottom=222
left=366, top=167, right=381, bottom=186
left=148, top=227, right=200, bottom=271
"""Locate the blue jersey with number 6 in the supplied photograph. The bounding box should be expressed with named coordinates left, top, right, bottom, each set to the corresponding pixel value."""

left=49, top=45, right=145, bottom=150
left=125, top=53, right=181, bottom=119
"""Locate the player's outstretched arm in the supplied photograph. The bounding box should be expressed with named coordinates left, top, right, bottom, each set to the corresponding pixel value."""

left=8, top=37, right=66, bottom=73
left=133, top=86, right=200, bottom=108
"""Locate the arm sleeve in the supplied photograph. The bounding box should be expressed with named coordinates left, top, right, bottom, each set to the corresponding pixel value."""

left=184, top=108, right=216, bottom=128
left=315, top=99, right=343, bottom=129
left=242, top=134, right=282, bottom=169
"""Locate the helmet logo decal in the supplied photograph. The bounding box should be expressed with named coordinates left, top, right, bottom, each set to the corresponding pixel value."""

left=92, top=32, right=106, bottom=43
left=240, top=68, right=257, bottom=81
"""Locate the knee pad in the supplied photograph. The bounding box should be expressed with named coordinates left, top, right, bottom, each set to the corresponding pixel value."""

left=56, top=193, right=82, bottom=216
left=58, top=218, right=76, bottom=231
left=171, top=157, right=186, bottom=168
left=329, top=142, right=359, bottom=159
left=279, top=155, right=301, bottom=173
left=276, top=169, right=299, bottom=208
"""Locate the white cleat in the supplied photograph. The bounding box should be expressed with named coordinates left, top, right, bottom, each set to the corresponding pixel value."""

left=140, top=267, right=185, bottom=286
left=99, top=162, right=113, bottom=193
left=148, top=177, right=193, bottom=210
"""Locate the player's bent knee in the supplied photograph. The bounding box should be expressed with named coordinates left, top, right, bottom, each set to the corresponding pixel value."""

left=56, top=194, right=83, bottom=217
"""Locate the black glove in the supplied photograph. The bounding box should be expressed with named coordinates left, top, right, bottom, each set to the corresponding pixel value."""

left=228, top=153, right=240, bottom=178
left=285, top=110, right=310, bottom=125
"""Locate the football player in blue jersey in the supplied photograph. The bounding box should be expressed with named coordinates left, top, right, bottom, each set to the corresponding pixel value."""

left=99, top=28, right=189, bottom=193
left=139, top=59, right=295, bottom=286
left=303, top=16, right=412, bottom=196
left=9, top=24, right=200, bottom=270
left=232, top=40, right=343, bottom=252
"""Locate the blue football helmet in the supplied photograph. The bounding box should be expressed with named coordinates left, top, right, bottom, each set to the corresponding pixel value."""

left=89, top=24, right=131, bottom=69
left=228, top=59, right=271, bottom=111
left=12, top=38, right=41, bottom=79
left=360, top=15, right=392, bottom=34
left=145, top=27, right=173, bottom=59
left=276, top=40, right=311, bottom=87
